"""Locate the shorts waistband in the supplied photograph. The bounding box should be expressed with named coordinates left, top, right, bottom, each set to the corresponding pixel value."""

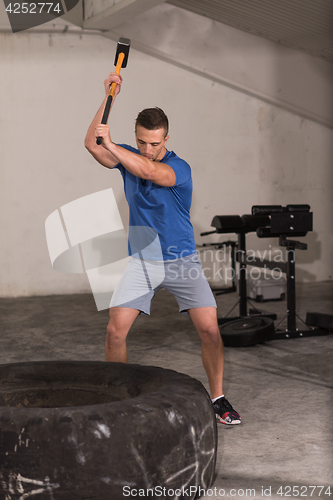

left=130, top=252, right=199, bottom=265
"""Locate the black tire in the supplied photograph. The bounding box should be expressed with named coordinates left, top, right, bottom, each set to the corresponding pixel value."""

left=220, top=317, right=275, bottom=347
left=0, top=361, right=217, bottom=500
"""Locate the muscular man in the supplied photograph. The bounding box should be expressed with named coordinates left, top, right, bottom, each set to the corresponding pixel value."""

left=85, top=72, right=241, bottom=425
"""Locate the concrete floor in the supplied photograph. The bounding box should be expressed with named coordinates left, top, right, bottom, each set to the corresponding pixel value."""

left=0, top=281, right=332, bottom=499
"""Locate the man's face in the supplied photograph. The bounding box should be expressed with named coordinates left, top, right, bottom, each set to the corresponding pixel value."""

left=135, top=126, right=169, bottom=162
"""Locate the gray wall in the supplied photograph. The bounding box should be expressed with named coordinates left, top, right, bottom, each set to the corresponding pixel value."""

left=1, top=5, right=332, bottom=297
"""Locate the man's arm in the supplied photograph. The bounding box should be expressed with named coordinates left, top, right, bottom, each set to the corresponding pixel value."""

left=84, top=73, right=122, bottom=169
left=95, top=125, right=176, bottom=188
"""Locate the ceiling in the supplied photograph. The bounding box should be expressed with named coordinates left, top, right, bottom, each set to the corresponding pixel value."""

left=166, top=0, right=333, bottom=62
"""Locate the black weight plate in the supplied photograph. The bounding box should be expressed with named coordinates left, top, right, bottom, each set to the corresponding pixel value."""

left=220, top=317, right=275, bottom=347
left=306, top=312, right=333, bottom=331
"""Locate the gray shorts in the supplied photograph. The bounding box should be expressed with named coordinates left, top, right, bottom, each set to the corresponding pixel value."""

left=110, top=253, right=217, bottom=315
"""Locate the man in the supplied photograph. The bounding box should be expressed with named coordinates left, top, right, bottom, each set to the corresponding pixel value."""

left=85, top=72, right=241, bottom=425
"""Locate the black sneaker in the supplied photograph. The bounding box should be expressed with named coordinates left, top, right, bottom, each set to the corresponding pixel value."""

left=213, top=396, right=241, bottom=425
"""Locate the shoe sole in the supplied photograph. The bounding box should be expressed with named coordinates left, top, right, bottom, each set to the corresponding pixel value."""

left=216, top=414, right=241, bottom=425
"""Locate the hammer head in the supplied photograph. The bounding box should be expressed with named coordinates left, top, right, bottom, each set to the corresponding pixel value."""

left=114, top=37, right=131, bottom=68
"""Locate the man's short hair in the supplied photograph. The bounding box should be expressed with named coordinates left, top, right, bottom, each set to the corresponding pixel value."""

left=135, top=107, right=169, bottom=137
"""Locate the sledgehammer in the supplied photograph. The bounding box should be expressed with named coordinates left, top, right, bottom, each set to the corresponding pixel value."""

left=96, top=37, right=131, bottom=145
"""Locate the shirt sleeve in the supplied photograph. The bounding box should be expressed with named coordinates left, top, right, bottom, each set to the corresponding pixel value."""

left=164, top=155, right=192, bottom=186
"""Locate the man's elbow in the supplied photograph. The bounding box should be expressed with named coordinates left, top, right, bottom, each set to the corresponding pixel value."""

left=84, top=138, right=101, bottom=163
left=84, top=136, right=95, bottom=154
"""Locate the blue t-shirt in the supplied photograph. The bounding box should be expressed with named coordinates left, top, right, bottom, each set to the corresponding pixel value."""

left=114, top=144, right=196, bottom=260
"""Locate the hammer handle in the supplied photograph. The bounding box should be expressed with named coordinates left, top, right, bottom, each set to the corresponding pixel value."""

left=96, top=95, right=113, bottom=145
left=96, top=51, right=126, bottom=145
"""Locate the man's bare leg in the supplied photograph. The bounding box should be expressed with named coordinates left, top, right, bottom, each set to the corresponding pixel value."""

left=189, top=306, right=241, bottom=424
left=188, top=307, right=224, bottom=399
left=105, top=307, right=140, bottom=362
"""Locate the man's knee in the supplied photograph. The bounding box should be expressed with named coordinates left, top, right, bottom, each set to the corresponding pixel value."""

left=199, top=323, right=221, bottom=346
left=106, top=321, right=127, bottom=348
